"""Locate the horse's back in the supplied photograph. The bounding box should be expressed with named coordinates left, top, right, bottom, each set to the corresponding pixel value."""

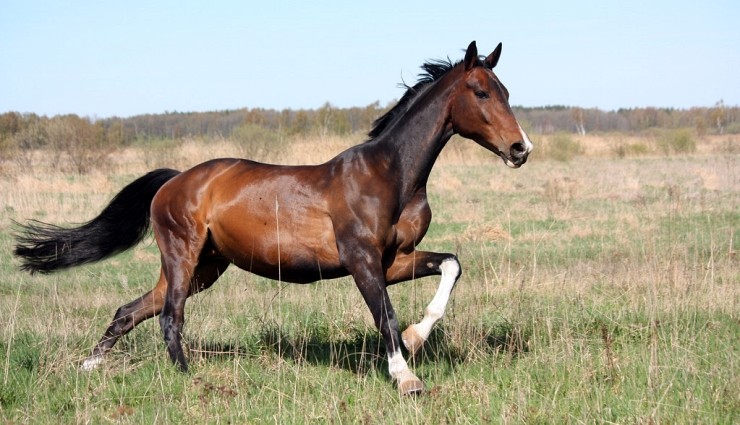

left=152, top=158, right=346, bottom=283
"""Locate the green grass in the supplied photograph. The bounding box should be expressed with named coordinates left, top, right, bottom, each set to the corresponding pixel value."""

left=1, top=147, right=738, bottom=423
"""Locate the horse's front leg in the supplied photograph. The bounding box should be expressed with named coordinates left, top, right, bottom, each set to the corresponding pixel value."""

left=385, top=252, right=462, bottom=355
left=342, top=249, right=424, bottom=395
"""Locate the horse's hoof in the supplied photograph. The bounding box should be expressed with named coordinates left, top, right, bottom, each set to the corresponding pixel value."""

left=402, top=325, right=425, bottom=355
left=81, top=355, right=105, bottom=371
left=398, top=378, right=424, bottom=396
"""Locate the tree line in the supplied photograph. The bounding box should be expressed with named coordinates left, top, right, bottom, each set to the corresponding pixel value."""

left=1, top=102, right=737, bottom=159
left=523, top=101, right=738, bottom=135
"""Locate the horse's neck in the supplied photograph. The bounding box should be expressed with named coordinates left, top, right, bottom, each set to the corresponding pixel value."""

left=374, top=93, right=454, bottom=201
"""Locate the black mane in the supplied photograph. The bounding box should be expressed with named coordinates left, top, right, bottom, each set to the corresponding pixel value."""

left=367, top=58, right=462, bottom=139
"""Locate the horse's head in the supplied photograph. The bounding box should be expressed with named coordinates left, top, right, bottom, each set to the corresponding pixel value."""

left=449, top=41, right=533, bottom=168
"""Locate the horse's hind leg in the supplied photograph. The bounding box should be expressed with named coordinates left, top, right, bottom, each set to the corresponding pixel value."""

left=82, top=255, right=229, bottom=371
left=158, top=244, right=230, bottom=372
left=82, top=269, right=169, bottom=370
left=384, top=251, right=462, bottom=355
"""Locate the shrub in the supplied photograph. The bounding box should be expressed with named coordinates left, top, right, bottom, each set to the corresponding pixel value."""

left=230, top=123, right=286, bottom=162
left=547, top=132, right=583, bottom=162
left=723, top=121, right=740, bottom=134
left=657, top=128, right=696, bottom=155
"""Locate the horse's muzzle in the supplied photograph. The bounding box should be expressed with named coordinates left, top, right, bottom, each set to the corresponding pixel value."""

left=505, top=141, right=531, bottom=168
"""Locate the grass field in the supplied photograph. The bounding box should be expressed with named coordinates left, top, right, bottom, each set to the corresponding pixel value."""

left=1, top=133, right=738, bottom=423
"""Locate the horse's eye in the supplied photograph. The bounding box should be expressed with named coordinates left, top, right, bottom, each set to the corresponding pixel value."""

left=475, top=90, right=489, bottom=99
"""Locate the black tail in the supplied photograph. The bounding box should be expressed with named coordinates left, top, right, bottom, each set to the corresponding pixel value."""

left=13, top=168, right=181, bottom=274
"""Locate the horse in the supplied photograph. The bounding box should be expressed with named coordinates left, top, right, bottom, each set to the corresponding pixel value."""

left=13, top=41, right=533, bottom=395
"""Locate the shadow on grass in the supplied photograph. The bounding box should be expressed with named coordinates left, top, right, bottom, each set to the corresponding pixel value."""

left=189, top=318, right=530, bottom=377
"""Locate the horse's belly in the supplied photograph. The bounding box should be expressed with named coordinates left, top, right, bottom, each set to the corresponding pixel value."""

left=209, top=211, right=345, bottom=283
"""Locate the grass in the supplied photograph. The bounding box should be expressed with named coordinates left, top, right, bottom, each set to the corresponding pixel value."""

left=0, top=134, right=738, bottom=423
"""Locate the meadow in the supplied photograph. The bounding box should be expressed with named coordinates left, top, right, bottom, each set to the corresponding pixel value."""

left=0, top=132, right=738, bottom=423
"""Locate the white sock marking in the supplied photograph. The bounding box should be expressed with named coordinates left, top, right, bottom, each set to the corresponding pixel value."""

left=411, top=258, right=460, bottom=340
left=388, top=349, right=411, bottom=381
left=81, top=354, right=104, bottom=371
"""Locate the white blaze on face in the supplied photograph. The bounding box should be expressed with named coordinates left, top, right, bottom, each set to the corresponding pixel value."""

left=518, top=123, right=534, bottom=153
left=501, top=122, right=534, bottom=168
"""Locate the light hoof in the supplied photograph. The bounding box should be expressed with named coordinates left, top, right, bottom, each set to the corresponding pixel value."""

left=81, top=354, right=105, bottom=371
left=402, top=325, right=425, bottom=355
left=398, top=377, right=424, bottom=396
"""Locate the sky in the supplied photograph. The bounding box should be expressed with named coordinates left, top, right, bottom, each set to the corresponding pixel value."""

left=1, top=0, right=738, bottom=118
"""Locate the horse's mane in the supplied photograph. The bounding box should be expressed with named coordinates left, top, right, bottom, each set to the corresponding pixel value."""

left=367, top=57, right=463, bottom=140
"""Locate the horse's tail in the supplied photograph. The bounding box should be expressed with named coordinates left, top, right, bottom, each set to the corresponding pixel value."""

left=13, top=168, right=181, bottom=274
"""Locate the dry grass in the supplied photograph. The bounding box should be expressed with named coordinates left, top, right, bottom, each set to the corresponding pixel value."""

left=0, top=132, right=738, bottom=423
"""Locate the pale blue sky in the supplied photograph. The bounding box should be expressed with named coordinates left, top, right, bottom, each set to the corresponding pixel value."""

left=1, top=0, right=738, bottom=118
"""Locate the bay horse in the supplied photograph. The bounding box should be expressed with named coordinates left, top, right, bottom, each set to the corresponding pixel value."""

left=14, top=41, right=532, bottom=395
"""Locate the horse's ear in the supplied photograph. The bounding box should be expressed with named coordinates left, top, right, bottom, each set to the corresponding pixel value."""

left=484, top=43, right=503, bottom=69
left=464, top=41, right=479, bottom=71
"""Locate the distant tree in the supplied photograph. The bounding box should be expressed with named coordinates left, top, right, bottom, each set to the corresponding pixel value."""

left=694, top=114, right=707, bottom=137
left=315, top=102, right=334, bottom=137
left=290, top=110, right=310, bottom=136
left=244, top=108, right=267, bottom=126
left=571, top=107, right=585, bottom=135
left=2, top=114, right=47, bottom=166
left=709, top=100, right=726, bottom=134
left=0, top=112, right=21, bottom=138
left=0, top=112, right=21, bottom=158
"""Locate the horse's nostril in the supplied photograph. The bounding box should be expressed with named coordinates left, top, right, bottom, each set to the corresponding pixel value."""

left=511, top=142, right=526, bottom=157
